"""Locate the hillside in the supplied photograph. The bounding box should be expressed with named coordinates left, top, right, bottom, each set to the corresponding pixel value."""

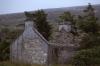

left=0, top=4, right=100, bottom=26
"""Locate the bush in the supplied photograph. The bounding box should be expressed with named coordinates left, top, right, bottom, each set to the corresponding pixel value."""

left=0, top=61, right=49, bottom=66
left=0, top=28, right=23, bottom=61
left=79, top=33, right=100, bottom=50
left=0, top=61, right=31, bottom=66
left=72, top=47, right=100, bottom=66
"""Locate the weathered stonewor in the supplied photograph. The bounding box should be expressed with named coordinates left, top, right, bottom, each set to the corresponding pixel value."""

left=10, top=20, right=78, bottom=65
left=10, top=21, right=48, bottom=64
left=48, top=22, right=78, bottom=64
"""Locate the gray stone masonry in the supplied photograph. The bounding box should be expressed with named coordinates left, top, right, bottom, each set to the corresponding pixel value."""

left=10, top=21, right=48, bottom=64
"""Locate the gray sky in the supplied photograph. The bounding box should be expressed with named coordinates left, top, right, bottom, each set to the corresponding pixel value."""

left=0, top=0, right=100, bottom=14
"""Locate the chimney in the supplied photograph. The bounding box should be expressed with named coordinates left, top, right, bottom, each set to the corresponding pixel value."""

left=58, top=21, right=71, bottom=32
left=25, top=21, right=34, bottom=29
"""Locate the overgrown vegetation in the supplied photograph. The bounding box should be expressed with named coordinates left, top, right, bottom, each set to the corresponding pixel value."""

left=0, top=3, right=100, bottom=66
left=0, top=61, right=72, bottom=66
left=0, top=27, right=23, bottom=61
left=59, top=11, right=78, bottom=43
left=25, top=10, right=52, bottom=41
left=72, top=3, right=100, bottom=66
left=72, top=47, right=100, bottom=66
left=58, top=3, right=100, bottom=66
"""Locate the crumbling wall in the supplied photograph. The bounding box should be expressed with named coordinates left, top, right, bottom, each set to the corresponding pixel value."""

left=10, top=21, right=48, bottom=64
left=47, top=45, right=76, bottom=65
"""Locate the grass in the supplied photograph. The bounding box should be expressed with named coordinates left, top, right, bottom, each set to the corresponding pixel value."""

left=0, top=61, right=29, bottom=66
left=0, top=61, right=72, bottom=66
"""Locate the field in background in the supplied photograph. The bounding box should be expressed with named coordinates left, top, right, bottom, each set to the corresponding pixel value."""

left=0, top=4, right=100, bottom=26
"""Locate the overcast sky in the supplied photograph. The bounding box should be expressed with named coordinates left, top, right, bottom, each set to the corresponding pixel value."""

left=0, top=0, right=100, bottom=14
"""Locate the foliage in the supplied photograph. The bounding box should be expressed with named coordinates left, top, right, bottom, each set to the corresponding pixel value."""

left=25, top=10, right=52, bottom=41
left=77, top=3, right=100, bottom=34
left=60, top=11, right=74, bottom=22
left=72, top=47, right=100, bottom=66
left=60, top=11, right=78, bottom=36
left=0, top=28, right=23, bottom=61
left=79, top=33, right=100, bottom=49
left=0, top=61, right=31, bottom=66
left=72, top=3, right=100, bottom=66
left=77, top=3, right=100, bottom=49
left=0, top=61, right=72, bottom=66
left=24, top=11, right=33, bottom=21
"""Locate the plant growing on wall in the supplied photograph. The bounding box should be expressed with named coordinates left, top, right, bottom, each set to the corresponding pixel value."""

left=59, top=11, right=78, bottom=43
left=25, top=10, right=52, bottom=41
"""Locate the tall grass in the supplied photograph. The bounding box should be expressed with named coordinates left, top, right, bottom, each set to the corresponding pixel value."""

left=0, top=61, right=72, bottom=66
left=0, top=61, right=30, bottom=66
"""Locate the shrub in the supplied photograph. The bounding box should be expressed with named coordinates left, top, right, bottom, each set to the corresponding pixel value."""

left=72, top=47, right=100, bottom=66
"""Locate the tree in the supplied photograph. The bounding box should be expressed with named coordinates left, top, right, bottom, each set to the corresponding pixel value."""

left=60, top=11, right=78, bottom=44
left=73, top=3, right=100, bottom=66
left=0, top=28, right=23, bottom=61
left=77, top=3, right=99, bottom=34
left=73, top=47, right=100, bottom=66
left=60, top=11, right=78, bottom=35
left=24, top=11, right=33, bottom=21
left=25, top=10, right=52, bottom=41
left=60, top=12, right=74, bottom=22
left=77, top=3, right=100, bottom=49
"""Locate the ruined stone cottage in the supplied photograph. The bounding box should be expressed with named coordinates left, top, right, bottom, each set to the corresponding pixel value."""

left=10, top=21, right=48, bottom=64
left=10, top=20, right=78, bottom=64
left=48, top=22, right=78, bottom=64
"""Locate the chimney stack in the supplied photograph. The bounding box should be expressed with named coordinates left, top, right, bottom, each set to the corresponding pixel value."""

left=25, top=21, right=34, bottom=29
left=58, top=21, right=71, bottom=32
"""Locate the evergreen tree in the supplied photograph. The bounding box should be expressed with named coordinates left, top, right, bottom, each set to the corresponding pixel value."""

left=73, top=3, right=100, bottom=66
left=25, top=10, right=52, bottom=40
left=0, top=28, right=23, bottom=61
left=77, top=3, right=99, bottom=34
left=60, top=11, right=78, bottom=36
left=60, top=11, right=78, bottom=44
left=24, top=11, right=33, bottom=20
left=77, top=3, right=100, bottom=49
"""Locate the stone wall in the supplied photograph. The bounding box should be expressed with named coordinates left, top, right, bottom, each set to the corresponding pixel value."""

left=47, top=44, right=76, bottom=65
left=10, top=21, right=48, bottom=64
left=10, top=21, right=78, bottom=65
